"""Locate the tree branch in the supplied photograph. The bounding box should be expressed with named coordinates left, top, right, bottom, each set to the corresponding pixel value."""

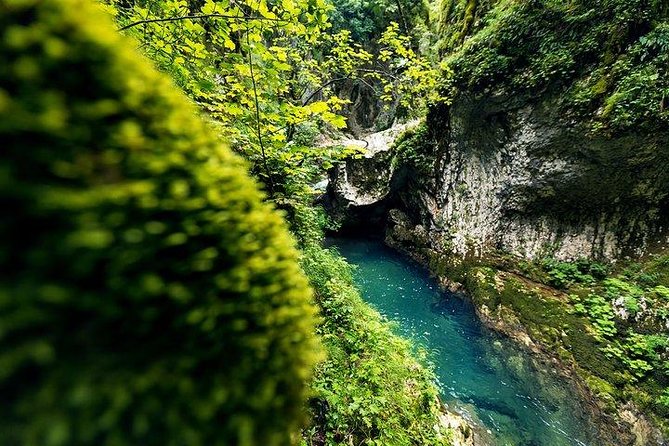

left=119, top=13, right=286, bottom=31
left=246, top=27, right=275, bottom=197
left=355, top=68, right=399, bottom=80
left=302, top=69, right=398, bottom=107
left=394, top=0, right=409, bottom=35
left=302, top=77, right=350, bottom=106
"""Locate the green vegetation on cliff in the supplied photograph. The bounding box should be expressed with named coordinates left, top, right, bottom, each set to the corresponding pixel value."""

left=422, top=243, right=669, bottom=434
left=394, top=246, right=663, bottom=441
left=540, top=256, right=669, bottom=417
left=325, top=0, right=669, bottom=440
left=434, top=0, right=669, bottom=133
left=378, top=0, right=669, bottom=439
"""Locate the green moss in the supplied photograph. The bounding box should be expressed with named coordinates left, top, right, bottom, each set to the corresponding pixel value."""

left=391, top=122, right=436, bottom=176
left=437, top=0, right=669, bottom=133
left=426, top=249, right=474, bottom=284
left=0, top=1, right=321, bottom=444
left=584, top=374, right=617, bottom=413
left=434, top=0, right=497, bottom=53
left=493, top=254, right=669, bottom=428
left=459, top=0, right=478, bottom=39
left=464, top=266, right=626, bottom=390
left=636, top=253, right=669, bottom=287
left=436, top=0, right=455, bottom=33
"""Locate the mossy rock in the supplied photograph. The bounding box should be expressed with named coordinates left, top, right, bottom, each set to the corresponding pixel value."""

left=465, top=267, right=625, bottom=387
left=440, top=0, right=669, bottom=132
left=0, top=0, right=320, bottom=445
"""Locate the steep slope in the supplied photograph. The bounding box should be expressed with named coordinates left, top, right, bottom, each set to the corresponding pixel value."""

left=331, top=0, right=669, bottom=259
left=413, top=0, right=669, bottom=260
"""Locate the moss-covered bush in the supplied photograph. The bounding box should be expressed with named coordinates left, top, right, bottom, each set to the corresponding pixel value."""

left=0, top=0, right=320, bottom=444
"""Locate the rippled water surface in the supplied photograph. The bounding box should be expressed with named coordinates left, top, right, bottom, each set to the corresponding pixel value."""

left=332, top=238, right=598, bottom=446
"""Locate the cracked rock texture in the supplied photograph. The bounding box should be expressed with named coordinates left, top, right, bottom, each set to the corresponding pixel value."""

left=328, top=93, right=669, bottom=261
left=325, top=121, right=417, bottom=229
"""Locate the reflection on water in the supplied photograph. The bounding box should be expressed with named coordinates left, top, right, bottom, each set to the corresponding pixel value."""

left=332, top=238, right=598, bottom=446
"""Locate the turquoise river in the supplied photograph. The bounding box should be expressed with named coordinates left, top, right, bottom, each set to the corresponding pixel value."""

left=332, top=238, right=599, bottom=446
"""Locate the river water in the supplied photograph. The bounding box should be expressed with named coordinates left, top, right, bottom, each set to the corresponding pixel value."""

left=332, top=238, right=598, bottom=446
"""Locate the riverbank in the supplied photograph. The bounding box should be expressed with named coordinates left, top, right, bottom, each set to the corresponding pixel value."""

left=299, top=231, right=465, bottom=446
left=333, top=237, right=603, bottom=446
left=384, top=219, right=667, bottom=446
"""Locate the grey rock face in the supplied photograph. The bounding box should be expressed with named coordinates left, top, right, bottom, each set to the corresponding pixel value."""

left=324, top=122, right=417, bottom=230
left=430, top=94, right=669, bottom=260
left=328, top=93, right=669, bottom=260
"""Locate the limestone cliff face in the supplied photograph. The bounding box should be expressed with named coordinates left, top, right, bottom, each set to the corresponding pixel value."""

left=330, top=0, right=669, bottom=262
left=325, top=121, right=414, bottom=230
left=425, top=92, right=669, bottom=260
left=328, top=92, right=669, bottom=262
left=325, top=105, right=669, bottom=444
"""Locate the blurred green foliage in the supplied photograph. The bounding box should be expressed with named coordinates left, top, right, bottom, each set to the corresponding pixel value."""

left=0, top=0, right=320, bottom=444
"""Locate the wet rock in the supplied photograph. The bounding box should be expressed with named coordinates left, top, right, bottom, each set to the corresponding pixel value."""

left=324, top=122, right=418, bottom=232
left=437, top=410, right=477, bottom=446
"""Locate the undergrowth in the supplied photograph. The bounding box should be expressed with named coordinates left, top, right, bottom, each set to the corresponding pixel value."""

left=537, top=254, right=669, bottom=421
left=437, top=245, right=669, bottom=431
left=293, top=203, right=452, bottom=446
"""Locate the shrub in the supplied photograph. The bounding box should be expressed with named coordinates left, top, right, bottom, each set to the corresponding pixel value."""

left=0, top=0, right=320, bottom=445
left=541, top=258, right=607, bottom=289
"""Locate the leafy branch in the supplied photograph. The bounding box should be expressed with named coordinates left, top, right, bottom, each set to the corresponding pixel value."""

left=246, top=26, right=275, bottom=197
left=119, top=13, right=287, bottom=31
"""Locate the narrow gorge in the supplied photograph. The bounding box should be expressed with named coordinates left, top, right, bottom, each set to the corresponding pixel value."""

left=3, top=0, right=668, bottom=445
left=325, top=114, right=668, bottom=444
